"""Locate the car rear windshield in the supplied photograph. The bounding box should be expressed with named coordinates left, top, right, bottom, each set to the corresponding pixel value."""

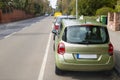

left=56, top=17, right=76, bottom=24
left=56, top=18, right=62, bottom=24
left=62, top=25, right=109, bottom=44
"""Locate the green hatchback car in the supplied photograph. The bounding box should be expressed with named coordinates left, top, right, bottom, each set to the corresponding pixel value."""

left=52, top=19, right=114, bottom=75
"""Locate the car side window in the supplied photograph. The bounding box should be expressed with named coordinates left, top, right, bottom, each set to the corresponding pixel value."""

left=57, top=23, right=63, bottom=38
left=62, top=28, right=67, bottom=41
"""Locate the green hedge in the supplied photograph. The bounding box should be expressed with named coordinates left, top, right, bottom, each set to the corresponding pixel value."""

left=96, top=7, right=115, bottom=15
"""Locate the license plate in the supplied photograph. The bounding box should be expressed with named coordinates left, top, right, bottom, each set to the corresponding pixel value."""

left=77, top=54, right=97, bottom=59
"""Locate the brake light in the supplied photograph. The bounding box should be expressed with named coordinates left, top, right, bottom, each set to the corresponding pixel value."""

left=57, top=42, right=65, bottom=55
left=54, top=25, right=59, bottom=30
left=108, top=43, right=113, bottom=55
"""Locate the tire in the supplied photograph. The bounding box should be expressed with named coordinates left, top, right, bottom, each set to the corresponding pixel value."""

left=55, top=66, right=64, bottom=75
left=104, top=70, right=113, bottom=76
left=53, top=43, right=55, bottom=51
left=53, top=35, right=55, bottom=40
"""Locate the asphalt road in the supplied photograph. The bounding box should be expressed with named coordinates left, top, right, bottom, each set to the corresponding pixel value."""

left=0, top=16, right=119, bottom=80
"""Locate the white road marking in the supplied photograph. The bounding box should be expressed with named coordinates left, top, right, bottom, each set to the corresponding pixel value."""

left=4, top=26, right=30, bottom=39
left=38, top=32, right=52, bottom=80
left=21, top=27, right=28, bottom=31
left=52, top=24, right=54, bottom=28
left=4, top=32, right=17, bottom=39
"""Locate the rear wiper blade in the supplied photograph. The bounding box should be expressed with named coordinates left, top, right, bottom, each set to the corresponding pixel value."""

left=82, top=40, right=89, bottom=43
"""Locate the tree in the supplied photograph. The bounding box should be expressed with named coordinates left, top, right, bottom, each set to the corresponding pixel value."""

left=57, top=0, right=72, bottom=15
left=116, top=0, right=120, bottom=12
left=96, top=7, right=115, bottom=15
left=78, top=0, right=116, bottom=16
left=0, top=1, right=4, bottom=9
left=56, top=0, right=62, bottom=12
left=0, top=0, right=15, bottom=13
left=57, top=0, right=117, bottom=16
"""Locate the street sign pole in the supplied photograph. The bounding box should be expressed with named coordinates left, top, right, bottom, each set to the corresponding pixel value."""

left=76, top=0, right=78, bottom=19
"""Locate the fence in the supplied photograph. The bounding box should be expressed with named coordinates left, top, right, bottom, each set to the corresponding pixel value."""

left=0, top=9, right=34, bottom=23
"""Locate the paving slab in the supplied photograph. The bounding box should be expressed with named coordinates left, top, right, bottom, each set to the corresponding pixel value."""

left=108, top=29, right=120, bottom=74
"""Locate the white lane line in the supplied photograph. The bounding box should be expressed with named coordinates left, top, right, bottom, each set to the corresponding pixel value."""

left=21, top=27, right=28, bottom=31
left=52, top=24, right=54, bottom=28
left=4, top=26, right=29, bottom=39
left=38, top=32, right=52, bottom=80
left=4, top=32, right=17, bottom=39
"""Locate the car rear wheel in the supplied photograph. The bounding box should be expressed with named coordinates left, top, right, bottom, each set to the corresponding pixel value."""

left=53, top=43, right=55, bottom=51
left=53, top=35, right=55, bottom=40
left=104, top=69, right=113, bottom=76
left=55, top=66, right=64, bottom=75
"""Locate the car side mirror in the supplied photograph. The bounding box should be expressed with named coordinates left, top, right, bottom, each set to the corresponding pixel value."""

left=52, top=30, right=57, bottom=35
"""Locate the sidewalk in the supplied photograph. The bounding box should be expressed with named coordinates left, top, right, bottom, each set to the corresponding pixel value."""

left=108, top=29, right=120, bottom=73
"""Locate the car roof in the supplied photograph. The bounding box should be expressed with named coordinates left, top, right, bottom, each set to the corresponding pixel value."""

left=62, top=19, right=106, bottom=28
left=57, top=15, right=76, bottom=19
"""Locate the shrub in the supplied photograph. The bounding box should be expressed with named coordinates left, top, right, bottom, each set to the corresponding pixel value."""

left=96, top=7, right=115, bottom=15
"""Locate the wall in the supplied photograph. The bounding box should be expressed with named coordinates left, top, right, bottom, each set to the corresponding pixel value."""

left=0, top=9, right=34, bottom=23
left=107, top=12, right=120, bottom=31
left=0, top=10, right=2, bottom=23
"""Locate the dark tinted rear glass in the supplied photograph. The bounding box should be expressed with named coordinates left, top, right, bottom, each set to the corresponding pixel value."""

left=56, top=18, right=62, bottom=24
left=62, top=25, right=109, bottom=44
left=56, top=17, right=76, bottom=24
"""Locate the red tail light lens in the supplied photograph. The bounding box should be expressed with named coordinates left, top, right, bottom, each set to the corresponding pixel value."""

left=108, top=43, right=113, bottom=55
left=57, top=42, right=65, bottom=55
left=54, top=25, right=59, bottom=30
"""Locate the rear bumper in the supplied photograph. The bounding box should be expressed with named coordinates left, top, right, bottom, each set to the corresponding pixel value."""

left=56, top=55, right=114, bottom=71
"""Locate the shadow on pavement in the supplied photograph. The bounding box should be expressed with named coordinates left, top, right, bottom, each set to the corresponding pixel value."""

left=60, top=70, right=118, bottom=80
left=114, top=50, right=120, bottom=75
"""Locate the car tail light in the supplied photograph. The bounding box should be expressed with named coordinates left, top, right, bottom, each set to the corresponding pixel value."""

left=57, top=42, right=65, bottom=55
left=54, top=25, right=59, bottom=30
left=108, top=43, right=113, bottom=55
